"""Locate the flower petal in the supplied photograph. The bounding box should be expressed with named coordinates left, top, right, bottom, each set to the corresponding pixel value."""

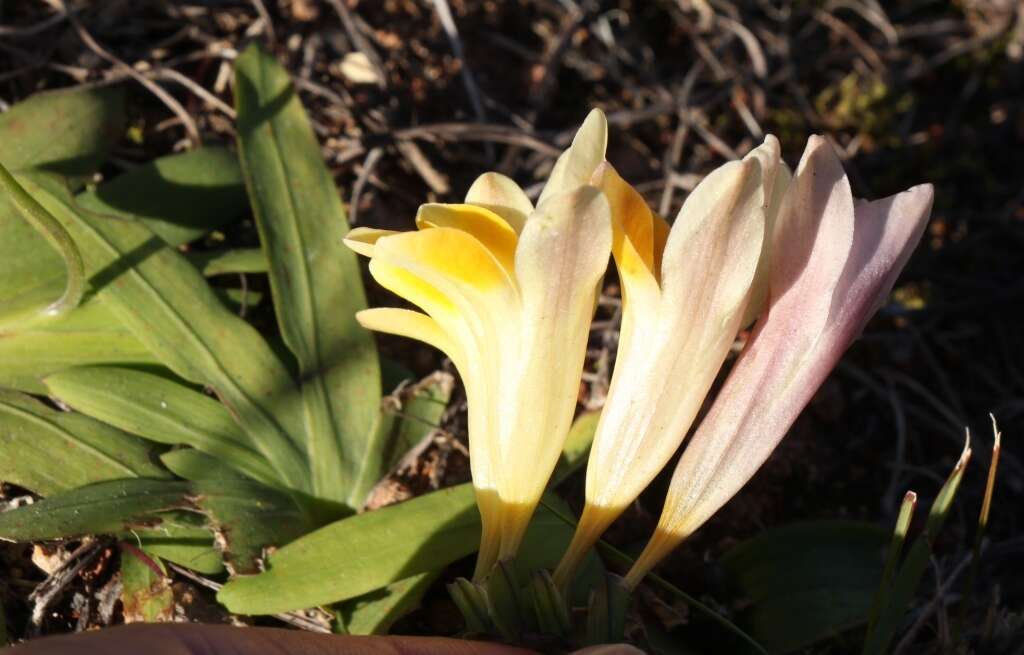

left=624, top=152, right=931, bottom=589
left=767, top=135, right=855, bottom=339
left=585, top=157, right=766, bottom=513
left=355, top=307, right=464, bottom=369
left=489, top=185, right=612, bottom=556
left=465, top=172, right=532, bottom=233
left=828, top=184, right=933, bottom=344
left=415, top=203, right=518, bottom=272
left=342, top=227, right=399, bottom=257
left=537, top=109, right=608, bottom=205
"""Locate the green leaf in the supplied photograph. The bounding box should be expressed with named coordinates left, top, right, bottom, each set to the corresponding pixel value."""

left=218, top=484, right=480, bottom=615
left=0, top=390, right=170, bottom=497
left=0, top=478, right=191, bottom=540
left=337, top=573, right=436, bottom=635
left=120, top=545, right=175, bottom=623
left=160, top=449, right=251, bottom=481
left=135, top=510, right=224, bottom=575
left=22, top=174, right=310, bottom=497
left=234, top=43, right=380, bottom=507
left=0, top=147, right=247, bottom=388
left=0, top=477, right=309, bottom=576
left=721, top=520, right=888, bottom=654
left=76, top=147, right=248, bottom=247
left=352, top=373, right=454, bottom=506
left=46, top=366, right=280, bottom=486
left=188, top=249, right=268, bottom=277
left=0, top=162, right=85, bottom=324
left=0, top=297, right=157, bottom=394
left=193, top=479, right=312, bottom=575
left=0, top=85, right=124, bottom=177
left=219, top=417, right=605, bottom=616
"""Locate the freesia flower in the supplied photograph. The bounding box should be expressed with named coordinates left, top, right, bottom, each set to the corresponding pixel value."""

left=623, top=136, right=933, bottom=588
left=344, top=111, right=613, bottom=580
left=552, top=135, right=788, bottom=587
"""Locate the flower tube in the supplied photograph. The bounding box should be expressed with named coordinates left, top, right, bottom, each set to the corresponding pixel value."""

left=345, top=111, right=613, bottom=579
left=624, top=136, right=933, bottom=588
left=553, top=136, right=787, bottom=586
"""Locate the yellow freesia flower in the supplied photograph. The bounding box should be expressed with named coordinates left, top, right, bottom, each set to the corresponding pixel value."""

left=345, top=111, right=613, bottom=579
left=553, top=136, right=788, bottom=586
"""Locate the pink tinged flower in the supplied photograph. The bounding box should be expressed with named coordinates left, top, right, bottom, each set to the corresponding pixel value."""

left=623, top=136, right=934, bottom=588
left=553, top=136, right=787, bottom=586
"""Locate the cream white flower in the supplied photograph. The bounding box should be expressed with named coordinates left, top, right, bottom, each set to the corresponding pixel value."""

left=554, top=136, right=788, bottom=586
left=623, top=136, right=933, bottom=587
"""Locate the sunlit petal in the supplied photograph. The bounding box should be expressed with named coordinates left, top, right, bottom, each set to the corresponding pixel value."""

left=342, top=227, right=399, bottom=257
left=465, top=171, right=532, bottom=234
left=415, top=203, right=518, bottom=272
left=624, top=139, right=932, bottom=589
left=538, top=109, right=608, bottom=205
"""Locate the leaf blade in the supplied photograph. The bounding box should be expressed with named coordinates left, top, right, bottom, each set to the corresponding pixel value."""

left=234, top=43, right=381, bottom=506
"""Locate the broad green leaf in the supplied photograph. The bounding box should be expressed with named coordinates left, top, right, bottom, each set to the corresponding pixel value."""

left=76, top=147, right=247, bottom=247
left=0, top=478, right=192, bottom=540
left=219, top=411, right=607, bottom=616
left=188, top=248, right=268, bottom=277
left=0, top=85, right=123, bottom=326
left=120, top=545, right=175, bottom=623
left=721, top=520, right=888, bottom=654
left=160, top=449, right=251, bottom=481
left=0, top=85, right=124, bottom=177
left=0, top=148, right=247, bottom=385
left=195, top=478, right=312, bottom=575
left=0, top=477, right=308, bottom=576
left=136, top=510, right=224, bottom=575
left=218, top=484, right=480, bottom=614
left=0, top=390, right=169, bottom=497
left=338, top=573, right=436, bottom=635
left=0, top=297, right=156, bottom=394
left=46, top=366, right=280, bottom=486
left=0, top=163, right=85, bottom=325
left=234, top=43, right=380, bottom=507
left=22, top=174, right=309, bottom=496
left=351, top=372, right=454, bottom=506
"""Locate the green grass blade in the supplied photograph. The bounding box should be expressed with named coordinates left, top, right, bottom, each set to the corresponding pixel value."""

left=862, top=440, right=972, bottom=655
left=866, top=491, right=918, bottom=632
left=234, top=43, right=381, bottom=507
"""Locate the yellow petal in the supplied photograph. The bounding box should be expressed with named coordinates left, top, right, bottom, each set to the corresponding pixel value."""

left=354, top=308, right=463, bottom=369
left=537, top=109, right=608, bottom=205
left=465, top=172, right=532, bottom=234
left=491, top=186, right=612, bottom=557
left=415, top=203, right=518, bottom=272
left=583, top=157, right=765, bottom=523
left=369, top=228, right=517, bottom=330
left=594, top=162, right=656, bottom=278
left=342, top=227, right=399, bottom=257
